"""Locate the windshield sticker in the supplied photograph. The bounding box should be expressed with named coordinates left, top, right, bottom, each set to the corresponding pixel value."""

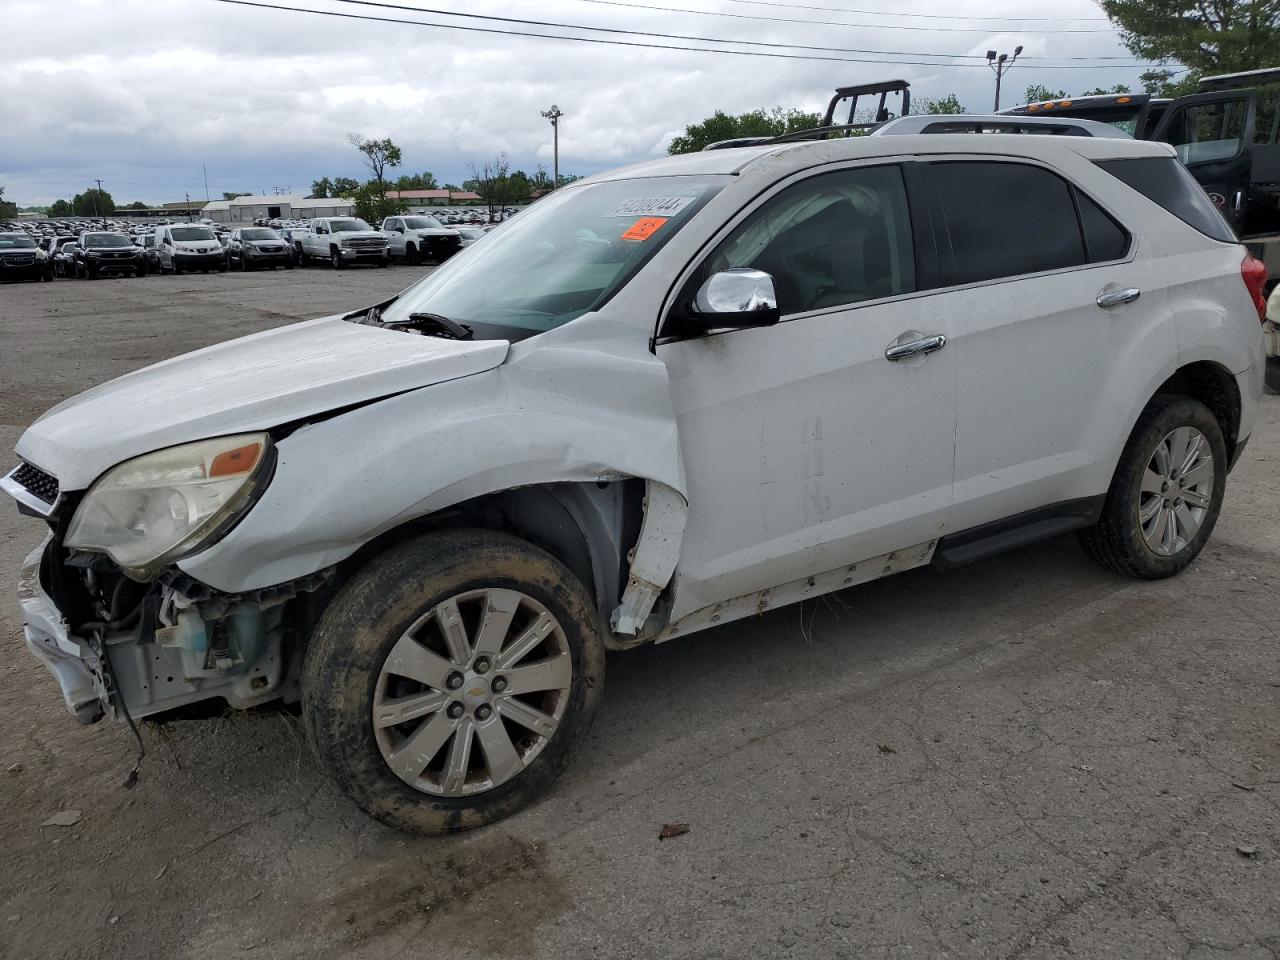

left=608, top=197, right=693, bottom=218
left=621, top=217, right=669, bottom=242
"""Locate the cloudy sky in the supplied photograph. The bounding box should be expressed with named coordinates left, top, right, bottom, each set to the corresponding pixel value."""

left=2, top=0, right=1166, bottom=206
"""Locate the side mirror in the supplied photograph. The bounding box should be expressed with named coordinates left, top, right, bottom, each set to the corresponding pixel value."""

left=691, top=268, right=780, bottom=329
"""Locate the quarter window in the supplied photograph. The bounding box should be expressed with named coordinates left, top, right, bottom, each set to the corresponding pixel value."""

left=930, top=161, right=1086, bottom=284
left=1076, top=192, right=1130, bottom=263
left=692, top=164, right=916, bottom=317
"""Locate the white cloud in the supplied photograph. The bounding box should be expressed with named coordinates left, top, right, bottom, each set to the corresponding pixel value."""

left=0, top=0, right=1148, bottom=204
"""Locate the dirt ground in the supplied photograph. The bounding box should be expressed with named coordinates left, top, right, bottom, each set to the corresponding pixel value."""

left=0, top=267, right=1277, bottom=960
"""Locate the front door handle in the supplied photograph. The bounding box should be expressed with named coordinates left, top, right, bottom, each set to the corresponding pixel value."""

left=885, top=332, right=946, bottom=362
left=1097, top=287, right=1141, bottom=308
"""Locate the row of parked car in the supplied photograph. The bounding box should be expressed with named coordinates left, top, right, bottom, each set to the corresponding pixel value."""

left=0, top=215, right=500, bottom=282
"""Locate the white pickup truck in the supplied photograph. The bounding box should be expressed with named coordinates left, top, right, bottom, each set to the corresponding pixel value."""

left=295, top=217, right=390, bottom=269
left=380, top=215, right=463, bottom=264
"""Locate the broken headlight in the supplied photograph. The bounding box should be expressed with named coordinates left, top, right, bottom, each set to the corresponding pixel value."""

left=65, top=433, right=273, bottom=579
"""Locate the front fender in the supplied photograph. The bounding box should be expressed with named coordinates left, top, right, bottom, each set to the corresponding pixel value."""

left=178, top=314, right=687, bottom=593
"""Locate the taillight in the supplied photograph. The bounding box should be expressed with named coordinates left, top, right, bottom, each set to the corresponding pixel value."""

left=1241, top=253, right=1268, bottom=323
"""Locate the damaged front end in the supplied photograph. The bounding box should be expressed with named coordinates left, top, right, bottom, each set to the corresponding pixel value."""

left=15, top=493, right=329, bottom=727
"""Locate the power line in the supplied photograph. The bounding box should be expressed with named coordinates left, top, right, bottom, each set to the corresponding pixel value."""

left=566, top=0, right=1120, bottom=33
left=206, top=0, right=1162, bottom=68
left=315, top=0, right=1144, bottom=60
left=721, top=0, right=1109, bottom=22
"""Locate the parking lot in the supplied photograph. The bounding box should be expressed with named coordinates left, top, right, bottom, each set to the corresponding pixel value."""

left=1, top=269, right=1277, bottom=960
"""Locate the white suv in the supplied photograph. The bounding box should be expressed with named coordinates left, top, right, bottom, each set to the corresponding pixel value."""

left=3, top=131, right=1264, bottom=833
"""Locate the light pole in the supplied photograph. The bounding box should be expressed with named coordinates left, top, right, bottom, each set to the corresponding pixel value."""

left=541, top=104, right=563, bottom=189
left=986, top=46, right=1023, bottom=112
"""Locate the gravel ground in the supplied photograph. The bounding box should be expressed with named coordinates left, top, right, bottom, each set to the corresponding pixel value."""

left=0, top=268, right=1277, bottom=960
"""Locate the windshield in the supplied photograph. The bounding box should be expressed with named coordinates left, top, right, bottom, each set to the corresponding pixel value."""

left=241, top=228, right=278, bottom=240
left=383, top=175, right=726, bottom=335
left=85, top=233, right=132, bottom=247
left=404, top=217, right=443, bottom=229
left=170, top=227, right=215, bottom=241
left=0, top=235, right=36, bottom=249
left=329, top=218, right=371, bottom=232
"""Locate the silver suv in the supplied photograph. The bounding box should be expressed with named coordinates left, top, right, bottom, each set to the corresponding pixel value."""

left=4, top=130, right=1263, bottom=834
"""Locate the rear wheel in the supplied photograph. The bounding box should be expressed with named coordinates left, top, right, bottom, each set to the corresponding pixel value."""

left=1080, top=395, right=1226, bottom=579
left=303, top=529, right=605, bottom=834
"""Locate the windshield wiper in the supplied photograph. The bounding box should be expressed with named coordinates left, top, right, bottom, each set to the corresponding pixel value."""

left=401, top=313, right=474, bottom=340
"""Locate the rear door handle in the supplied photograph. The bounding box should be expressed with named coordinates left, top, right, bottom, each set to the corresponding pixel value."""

left=1096, top=287, right=1141, bottom=308
left=885, top=332, right=946, bottom=361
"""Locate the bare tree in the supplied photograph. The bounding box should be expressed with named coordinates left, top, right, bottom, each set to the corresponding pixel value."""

left=466, top=153, right=511, bottom=224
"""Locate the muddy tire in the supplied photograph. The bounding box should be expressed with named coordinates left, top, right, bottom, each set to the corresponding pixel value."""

left=303, top=529, right=605, bottom=834
left=1079, top=394, right=1226, bottom=579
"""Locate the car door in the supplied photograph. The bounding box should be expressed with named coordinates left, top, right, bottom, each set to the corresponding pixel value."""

left=657, top=161, right=958, bottom=620
left=920, top=157, right=1162, bottom=545
left=1151, top=90, right=1255, bottom=233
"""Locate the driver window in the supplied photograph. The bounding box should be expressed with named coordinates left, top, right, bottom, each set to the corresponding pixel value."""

left=697, top=164, right=915, bottom=317
left=1165, top=98, right=1246, bottom=164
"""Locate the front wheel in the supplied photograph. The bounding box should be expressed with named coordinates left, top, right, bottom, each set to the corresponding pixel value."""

left=303, top=529, right=605, bottom=834
left=331, top=249, right=344, bottom=269
left=1080, top=395, right=1226, bottom=579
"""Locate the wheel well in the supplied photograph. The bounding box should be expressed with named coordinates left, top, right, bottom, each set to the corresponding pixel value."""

left=1154, top=361, right=1241, bottom=460
left=336, top=480, right=645, bottom=621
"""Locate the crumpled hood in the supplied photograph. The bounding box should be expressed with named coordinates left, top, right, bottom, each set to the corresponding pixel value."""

left=16, top=315, right=510, bottom=490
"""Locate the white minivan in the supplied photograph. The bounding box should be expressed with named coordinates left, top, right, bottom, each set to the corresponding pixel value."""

left=4, top=130, right=1264, bottom=833
left=153, top=224, right=225, bottom=274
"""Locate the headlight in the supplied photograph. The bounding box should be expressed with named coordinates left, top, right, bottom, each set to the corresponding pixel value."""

left=65, top=433, right=273, bottom=579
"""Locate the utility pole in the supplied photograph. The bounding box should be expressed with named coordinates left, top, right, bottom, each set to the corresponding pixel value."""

left=541, top=105, right=563, bottom=189
left=185, top=191, right=192, bottom=223
left=987, top=46, right=1023, bottom=112
left=93, top=178, right=103, bottom=218
left=203, top=164, right=210, bottom=202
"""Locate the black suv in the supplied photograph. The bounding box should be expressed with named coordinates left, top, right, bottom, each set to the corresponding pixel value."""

left=74, top=232, right=146, bottom=279
left=0, top=233, right=53, bottom=282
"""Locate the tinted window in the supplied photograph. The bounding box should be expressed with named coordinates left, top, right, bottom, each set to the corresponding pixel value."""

left=170, top=227, right=214, bottom=241
left=693, top=165, right=915, bottom=316
left=1163, top=98, right=1246, bottom=164
left=931, top=162, right=1084, bottom=284
left=1076, top=192, right=1130, bottom=262
left=1095, top=157, right=1236, bottom=242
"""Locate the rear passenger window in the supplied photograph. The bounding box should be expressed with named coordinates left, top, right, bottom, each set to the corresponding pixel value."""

left=930, top=161, right=1085, bottom=285
left=1076, top=192, right=1130, bottom=262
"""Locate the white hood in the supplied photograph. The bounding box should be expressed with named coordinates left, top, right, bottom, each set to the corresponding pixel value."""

left=16, top=316, right=509, bottom=490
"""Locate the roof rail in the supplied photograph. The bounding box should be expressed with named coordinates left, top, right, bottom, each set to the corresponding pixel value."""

left=873, top=114, right=1132, bottom=138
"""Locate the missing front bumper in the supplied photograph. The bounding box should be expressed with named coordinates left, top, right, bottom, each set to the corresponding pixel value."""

left=18, top=540, right=107, bottom=725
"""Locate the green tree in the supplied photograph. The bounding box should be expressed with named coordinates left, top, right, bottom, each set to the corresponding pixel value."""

left=1080, top=83, right=1133, bottom=96
left=71, top=187, right=114, bottom=216
left=123, top=201, right=149, bottom=210
left=221, top=191, right=251, bottom=201
left=393, top=170, right=440, bottom=191
left=1022, top=84, right=1069, bottom=105
left=1102, top=0, right=1280, bottom=85
left=351, top=180, right=406, bottom=225
left=915, top=93, right=967, bottom=114
left=0, top=186, right=16, bottom=219
left=668, top=106, right=824, bottom=154
left=48, top=199, right=72, bottom=217
left=310, top=176, right=334, bottom=198
left=348, top=134, right=403, bottom=217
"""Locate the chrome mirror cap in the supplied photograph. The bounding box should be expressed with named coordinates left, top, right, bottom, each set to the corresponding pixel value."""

left=694, top=268, right=779, bottom=317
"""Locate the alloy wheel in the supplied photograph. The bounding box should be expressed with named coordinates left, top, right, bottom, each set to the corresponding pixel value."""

left=1139, top=425, right=1214, bottom=556
left=373, top=588, right=573, bottom=797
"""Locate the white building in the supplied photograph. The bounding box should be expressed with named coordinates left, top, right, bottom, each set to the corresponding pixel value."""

left=201, top=194, right=355, bottom=224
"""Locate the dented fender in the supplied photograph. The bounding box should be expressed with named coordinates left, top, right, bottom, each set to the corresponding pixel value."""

left=177, top=313, right=690, bottom=603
